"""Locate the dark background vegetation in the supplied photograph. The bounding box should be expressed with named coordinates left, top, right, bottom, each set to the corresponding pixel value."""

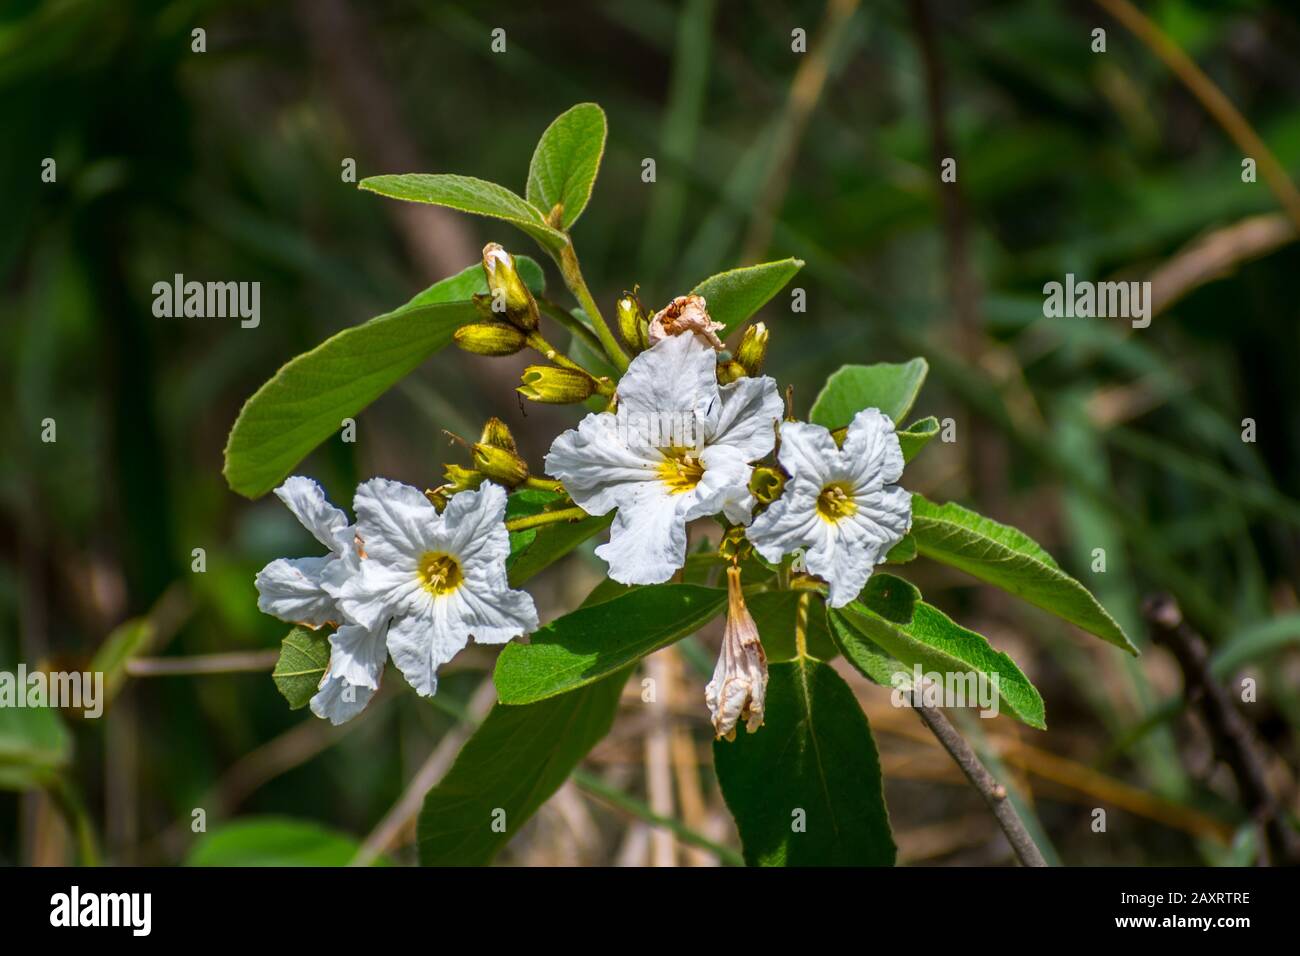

left=2, top=0, right=1298, bottom=865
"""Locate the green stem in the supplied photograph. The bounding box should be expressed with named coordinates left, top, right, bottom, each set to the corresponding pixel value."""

left=523, top=476, right=566, bottom=494
left=557, top=243, right=630, bottom=373
left=538, top=297, right=604, bottom=357
left=505, top=506, right=589, bottom=532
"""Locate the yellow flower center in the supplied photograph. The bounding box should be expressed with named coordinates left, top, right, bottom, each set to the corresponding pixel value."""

left=816, top=482, right=857, bottom=523
left=417, top=551, right=464, bottom=595
left=657, top=446, right=704, bottom=494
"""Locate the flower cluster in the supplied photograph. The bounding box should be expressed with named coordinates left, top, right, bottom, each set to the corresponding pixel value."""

left=255, top=261, right=910, bottom=737
left=256, top=478, right=537, bottom=724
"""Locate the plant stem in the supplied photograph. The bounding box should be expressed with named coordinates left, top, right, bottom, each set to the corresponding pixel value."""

left=522, top=476, right=566, bottom=493
left=125, top=650, right=279, bottom=676
left=504, top=506, right=590, bottom=532
left=1094, top=0, right=1300, bottom=232
left=912, top=701, right=1048, bottom=867
left=537, top=296, right=605, bottom=357
left=557, top=243, right=630, bottom=373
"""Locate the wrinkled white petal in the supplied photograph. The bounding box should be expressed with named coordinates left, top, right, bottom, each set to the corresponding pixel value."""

left=275, top=476, right=351, bottom=552
left=595, top=490, right=693, bottom=585
left=616, top=331, right=716, bottom=416
left=255, top=556, right=338, bottom=628
left=544, top=413, right=665, bottom=517
left=842, top=407, right=905, bottom=489
left=336, top=556, right=420, bottom=631
left=310, top=677, right=376, bottom=725
left=309, top=623, right=387, bottom=725
left=705, top=374, right=783, bottom=463
left=775, top=421, right=838, bottom=486
left=353, top=478, right=439, bottom=568
left=746, top=480, right=827, bottom=564
left=746, top=413, right=911, bottom=608
left=696, top=444, right=758, bottom=526
left=439, top=482, right=511, bottom=572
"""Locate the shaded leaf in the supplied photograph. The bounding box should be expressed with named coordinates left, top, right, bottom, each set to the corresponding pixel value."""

left=526, top=102, right=607, bottom=229
left=747, top=590, right=838, bottom=662
left=224, top=299, right=479, bottom=498
left=811, top=358, right=928, bottom=428
left=690, top=258, right=803, bottom=337
left=830, top=574, right=1046, bottom=729
left=505, top=489, right=612, bottom=586
left=911, top=496, right=1137, bottom=653
left=713, top=658, right=895, bottom=866
left=0, top=697, right=69, bottom=791
left=186, top=817, right=379, bottom=866
left=418, top=669, right=628, bottom=865
left=494, top=585, right=725, bottom=704
left=89, top=616, right=155, bottom=709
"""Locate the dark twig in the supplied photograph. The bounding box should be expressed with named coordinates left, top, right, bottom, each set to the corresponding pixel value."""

left=912, top=702, right=1049, bottom=867
left=1142, top=594, right=1300, bottom=865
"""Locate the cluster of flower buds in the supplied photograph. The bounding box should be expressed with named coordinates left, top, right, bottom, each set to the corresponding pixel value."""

left=718, top=322, right=769, bottom=384
left=427, top=417, right=531, bottom=511
left=453, top=244, right=540, bottom=357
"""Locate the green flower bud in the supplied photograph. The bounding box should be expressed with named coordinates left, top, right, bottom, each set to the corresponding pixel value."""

left=454, top=322, right=527, bottom=356
left=735, top=322, right=769, bottom=376
left=479, top=416, right=517, bottom=453
left=749, top=465, right=785, bottom=505
left=472, top=441, right=529, bottom=488
left=616, top=291, right=648, bottom=352
left=718, top=525, right=753, bottom=562
left=482, top=243, right=539, bottom=331
left=517, top=365, right=597, bottom=404
left=717, top=360, right=746, bottom=385
left=442, top=464, right=484, bottom=493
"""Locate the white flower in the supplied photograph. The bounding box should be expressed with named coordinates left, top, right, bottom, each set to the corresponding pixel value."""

left=705, top=566, right=768, bottom=739
left=545, top=332, right=783, bottom=585
left=746, top=408, right=912, bottom=608
left=254, top=477, right=387, bottom=725
left=334, top=479, right=538, bottom=697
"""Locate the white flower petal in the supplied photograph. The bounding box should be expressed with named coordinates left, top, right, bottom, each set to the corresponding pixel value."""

left=842, top=407, right=905, bottom=489
left=616, top=331, right=716, bottom=416
left=323, top=623, right=388, bottom=691
left=275, top=476, right=351, bottom=552
left=385, top=592, right=471, bottom=698
left=310, top=677, right=376, bottom=725
left=308, top=623, right=388, bottom=725
left=696, top=445, right=757, bottom=525
left=545, top=412, right=665, bottom=516
left=455, top=569, right=540, bottom=644
left=745, top=479, right=828, bottom=564
left=776, top=421, right=838, bottom=485
left=255, top=556, right=338, bottom=628
left=440, top=482, right=511, bottom=574
left=335, top=557, right=420, bottom=631
left=595, top=491, right=693, bottom=585
left=706, top=374, right=783, bottom=463
left=353, top=478, right=438, bottom=567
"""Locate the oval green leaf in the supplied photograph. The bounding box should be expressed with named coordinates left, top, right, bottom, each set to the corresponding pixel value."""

left=526, top=102, right=607, bottom=229
left=810, top=358, right=929, bottom=428
left=690, top=258, right=804, bottom=338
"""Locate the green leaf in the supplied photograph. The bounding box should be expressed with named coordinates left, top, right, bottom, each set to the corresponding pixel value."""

left=494, top=585, right=726, bottom=704
left=0, top=698, right=70, bottom=791
left=223, top=299, right=477, bottom=498
left=418, top=669, right=628, bottom=866
left=186, top=817, right=379, bottom=866
left=360, top=174, right=568, bottom=255
left=403, top=255, right=545, bottom=308
left=272, top=627, right=330, bottom=710
left=747, top=590, right=838, bottom=662
left=690, top=258, right=804, bottom=337
left=899, top=416, right=940, bottom=462
left=526, top=102, right=607, bottom=229
left=910, top=496, right=1137, bottom=654
left=830, top=574, right=1047, bottom=730
left=505, top=490, right=613, bottom=587
left=713, top=658, right=895, bottom=866
left=810, top=358, right=928, bottom=428
left=884, top=533, right=917, bottom=563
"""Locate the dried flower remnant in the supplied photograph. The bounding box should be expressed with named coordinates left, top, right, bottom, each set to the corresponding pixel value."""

left=706, top=565, right=769, bottom=740
left=648, top=294, right=725, bottom=350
